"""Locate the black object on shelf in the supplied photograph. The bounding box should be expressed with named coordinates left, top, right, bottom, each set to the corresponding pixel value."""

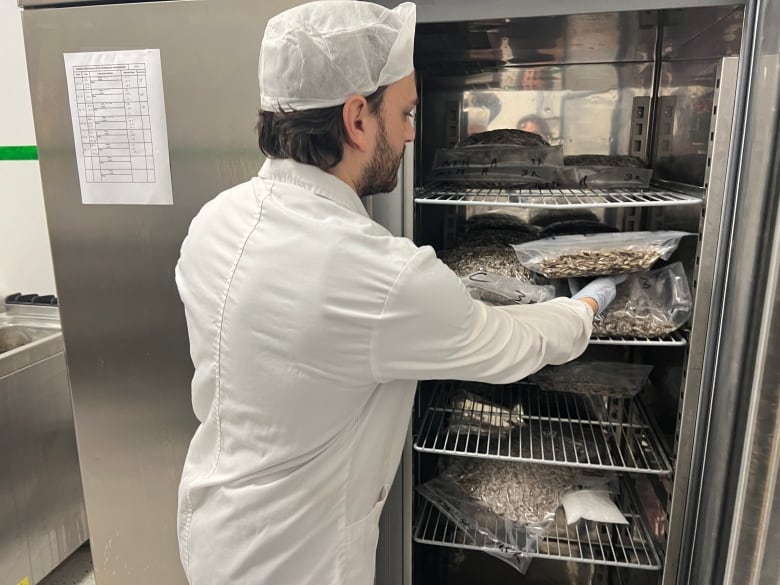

left=5, top=293, right=58, bottom=306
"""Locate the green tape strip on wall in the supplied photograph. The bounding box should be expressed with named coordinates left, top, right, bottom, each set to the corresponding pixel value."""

left=0, top=146, right=38, bottom=160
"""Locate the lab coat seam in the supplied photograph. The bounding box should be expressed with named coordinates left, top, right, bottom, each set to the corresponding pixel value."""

left=369, top=248, right=424, bottom=382
left=181, top=182, right=270, bottom=574
left=296, top=46, right=305, bottom=102
left=339, top=417, right=359, bottom=584
left=182, top=487, right=193, bottom=575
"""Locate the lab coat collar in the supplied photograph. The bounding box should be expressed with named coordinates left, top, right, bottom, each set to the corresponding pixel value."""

left=259, top=158, right=369, bottom=218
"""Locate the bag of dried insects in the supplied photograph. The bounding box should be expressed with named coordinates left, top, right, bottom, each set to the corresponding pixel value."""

left=588, top=262, right=693, bottom=338
left=417, top=458, right=575, bottom=573
left=462, top=271, right=555, bottom=306
left=439, top=245, right=535, bottom=281
left=511, top=231, right=692, bottom=278
left=447, top=387, right=525, bottom=438
left=529, top=361, right=653, bottom=398
left=431, top=141, right=563, bottom=184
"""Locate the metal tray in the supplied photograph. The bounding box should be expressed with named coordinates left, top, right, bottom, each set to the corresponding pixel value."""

left=415, top=182, right=702, bottom=208
left=414, top=382, right=672, bottom=474
left=414, top=482, right=662, bottom=570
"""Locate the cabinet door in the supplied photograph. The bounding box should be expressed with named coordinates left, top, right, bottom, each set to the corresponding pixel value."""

left=0, top=378, right=33, bottom=585
left=21, top=1, right=306, bottom=584
left=8, top=353, right=87, bottom=583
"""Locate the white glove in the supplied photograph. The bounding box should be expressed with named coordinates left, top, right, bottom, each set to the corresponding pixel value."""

left=570, top=275, right=628, bottom=316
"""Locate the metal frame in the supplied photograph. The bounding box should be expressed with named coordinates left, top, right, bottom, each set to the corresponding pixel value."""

left=414, top=383, right=672, bottom=475
left=590, top=331, right=688, bottom=346
left=630, top=97, right=654, bottom=162
left=398, top=9, right=748, bottom=585
left=415, top=184, right=703, bottom=209
left=691, top=5, right=780, bottom=582
left=662, top=56, right=742, bottom=585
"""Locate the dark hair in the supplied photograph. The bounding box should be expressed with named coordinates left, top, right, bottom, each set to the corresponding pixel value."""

left=256, top=86, right=388, bottom=171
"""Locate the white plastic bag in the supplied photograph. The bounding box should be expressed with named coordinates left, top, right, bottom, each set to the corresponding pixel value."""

left=561, top=489, right=628, bottom=525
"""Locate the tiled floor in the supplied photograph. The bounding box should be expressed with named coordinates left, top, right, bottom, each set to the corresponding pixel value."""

left=38, top=543, right=95, bottom=585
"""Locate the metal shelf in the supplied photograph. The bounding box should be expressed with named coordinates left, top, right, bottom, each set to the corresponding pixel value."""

left=414, top=492, right=662, bottom=570
left=590, top=331, right=688, bottom=346
left=415, top=383, right=672, bottom=474
left=415, top=183, right=703, bottom=208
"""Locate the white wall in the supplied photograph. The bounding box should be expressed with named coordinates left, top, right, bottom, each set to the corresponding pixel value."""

left=0, top=1, right=57, bottom=297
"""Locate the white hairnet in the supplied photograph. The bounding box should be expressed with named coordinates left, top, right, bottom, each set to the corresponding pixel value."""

left=259, top=1, right=416, bottom=112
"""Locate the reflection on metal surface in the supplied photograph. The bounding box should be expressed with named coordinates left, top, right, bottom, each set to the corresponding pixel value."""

left=415, top=12, right=656, bottom=71
left=414, top=2, right=745, bottom=63
left=654, top=60, right=721, bottom=185
left=634, top=475, right=667, bottom=542
left=720, top=37, right=780, bottom=584
left=0, top=306, right=63, bottom=378
left=427, top=63, right=652, bottom=159
left=0, top=325, right=55, bottom=353
left=419, top=63, right=655, bottom=169
left=662, top=6, right=744, bottom=61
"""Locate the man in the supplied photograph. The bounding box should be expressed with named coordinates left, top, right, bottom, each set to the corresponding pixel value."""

left=174, top=2, right=621, bottom=584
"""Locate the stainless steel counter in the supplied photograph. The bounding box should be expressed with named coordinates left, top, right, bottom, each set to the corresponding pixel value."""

left=0, top=305, right=88, bottom=585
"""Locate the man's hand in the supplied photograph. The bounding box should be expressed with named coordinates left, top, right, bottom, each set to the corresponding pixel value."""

left=570, top=275, right=628, bottom=316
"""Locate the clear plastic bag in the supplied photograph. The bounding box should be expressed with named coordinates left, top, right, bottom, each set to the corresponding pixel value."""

left=511, top=231, right=692, bottom=278
left=590, top=262, right=693, bottom=338
left=431, top=145, right=562, bottom=184
left=448, top=387, right=524, bottom=437
left=417, top=459, right=581, bottom=573
left=460, top=129, right=551, bottom=148
left=557, top=167, right=653, bottom=188
left=559, top=155, right=651, bottom=188
left=529, top=361, right=653, bottom=398
left=418, top=475, right=538, bottom=574
left=438, top=458, right=576, bottom=525
left=462, top=271, right=556, bottom=306
left=417, top=459, right=622, bottom=572
left=439, top=245, right=534, bottom=281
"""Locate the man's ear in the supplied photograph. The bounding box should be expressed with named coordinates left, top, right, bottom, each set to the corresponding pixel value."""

left=342, top=95, right=372, bottom=152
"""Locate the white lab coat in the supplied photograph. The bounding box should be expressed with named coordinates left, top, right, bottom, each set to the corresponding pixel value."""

left=175, top=158, right=593, bottom=585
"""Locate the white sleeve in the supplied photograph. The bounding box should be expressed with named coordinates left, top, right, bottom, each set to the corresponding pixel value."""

left=370, top=246, right=594, bottom=384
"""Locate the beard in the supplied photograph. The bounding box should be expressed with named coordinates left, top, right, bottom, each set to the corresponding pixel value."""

left=357, top=119, right=403, bottom=197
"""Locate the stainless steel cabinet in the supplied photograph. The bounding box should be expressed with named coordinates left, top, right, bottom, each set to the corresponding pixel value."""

left=0, top=327, right=88, bottom=585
